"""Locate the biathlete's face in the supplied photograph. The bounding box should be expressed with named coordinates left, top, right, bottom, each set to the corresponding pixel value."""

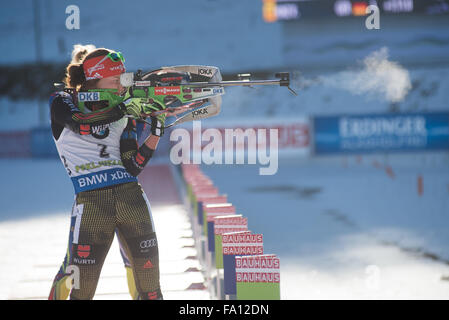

left=96, top=74, right=125, bottom=95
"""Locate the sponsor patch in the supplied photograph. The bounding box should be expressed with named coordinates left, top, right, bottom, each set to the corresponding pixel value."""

left=72, top=244, right=97, bottom=265
left=154, top=86, right=181, bottom=96
left=128, top=234, right=159, bottom=257
left=78, top=92, right=100, bottom=102
left=198, top=68, right=213, bottom=76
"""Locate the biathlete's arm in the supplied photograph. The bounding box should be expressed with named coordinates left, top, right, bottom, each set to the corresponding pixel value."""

left=50, top=92, right=125, bottom=137
left=120, top=118, right=160, bottom=177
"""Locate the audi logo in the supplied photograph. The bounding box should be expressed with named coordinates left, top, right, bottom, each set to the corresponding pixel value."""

left=140, top=239, right=157, bottom=248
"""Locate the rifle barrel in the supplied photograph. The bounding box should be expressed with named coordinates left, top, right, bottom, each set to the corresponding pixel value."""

left=187, top=80, right=282, bottom=87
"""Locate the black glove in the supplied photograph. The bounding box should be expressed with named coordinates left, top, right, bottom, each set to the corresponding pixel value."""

left=150, top=113, right=165, bottom=137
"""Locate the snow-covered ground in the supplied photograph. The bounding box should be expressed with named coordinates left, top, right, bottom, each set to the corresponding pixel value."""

left=0, top=203, right=209, bottom=300
left=0, top=160, right=210, bottom=300
left=1, top=152, right=448, bottom=299
left=200, top=152, right=449, bottom=299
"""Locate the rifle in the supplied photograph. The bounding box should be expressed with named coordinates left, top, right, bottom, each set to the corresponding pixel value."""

left=72, top=65, right=297, bottom=128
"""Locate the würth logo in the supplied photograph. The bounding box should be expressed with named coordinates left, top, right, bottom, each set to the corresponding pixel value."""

left=148, top=291, right=158, bottom=300
left=77, top=245, right=91, bottom=258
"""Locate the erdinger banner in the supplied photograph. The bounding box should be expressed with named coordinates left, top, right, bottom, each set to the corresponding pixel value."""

left=314, top=112, right=449, bottom=154
left=213, top=215, right=249, bottom=268
left=222, top=232, right=264, bottom=296
left=235, top=254, right=280, bottom=300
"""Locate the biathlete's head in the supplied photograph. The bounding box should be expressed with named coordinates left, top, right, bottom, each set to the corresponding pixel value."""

left=64, top=44, right=126, bottom=95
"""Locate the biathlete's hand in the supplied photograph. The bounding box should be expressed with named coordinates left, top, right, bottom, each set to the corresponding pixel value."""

left=151, top=113, right=166, bottom=137
left=141, top=101, right=166, bottom=137
left=120, top=97, right=148, bottom=119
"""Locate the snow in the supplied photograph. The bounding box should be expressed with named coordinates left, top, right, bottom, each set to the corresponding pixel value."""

left=0, top=159, right=73, bottom=221
left=0, top=160, right=210, bottom=300
left=1, top=0, right=449, bottom=300
left=1, top=152, right=448, bottom=299
left=200, top=153, right=449, bottom=299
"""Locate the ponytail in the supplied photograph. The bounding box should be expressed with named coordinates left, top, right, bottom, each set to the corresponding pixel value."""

left=65, top=63, right=85, bottom=88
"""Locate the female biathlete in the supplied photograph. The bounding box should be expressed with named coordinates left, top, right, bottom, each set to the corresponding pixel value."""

left=48, top=44, right=164, bottom=300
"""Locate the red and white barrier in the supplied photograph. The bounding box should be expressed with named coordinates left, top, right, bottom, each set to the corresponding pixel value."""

left=178, top=163, right=281, bottom=300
